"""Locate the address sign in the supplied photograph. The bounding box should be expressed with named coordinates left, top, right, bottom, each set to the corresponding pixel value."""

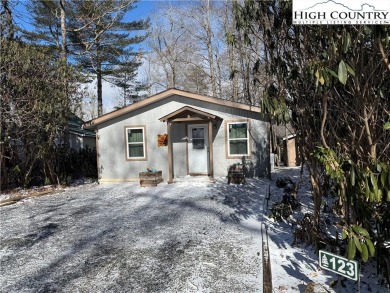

left=319, top=250, right=359, bottom=281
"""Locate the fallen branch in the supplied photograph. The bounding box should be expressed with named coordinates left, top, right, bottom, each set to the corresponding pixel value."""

left=0, top=188, right=64, bottom=207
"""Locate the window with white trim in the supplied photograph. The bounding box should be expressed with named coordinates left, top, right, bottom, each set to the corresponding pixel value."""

left=227, top=122, right=249, bottom=156
left=126, top=127, right=146, bottom=159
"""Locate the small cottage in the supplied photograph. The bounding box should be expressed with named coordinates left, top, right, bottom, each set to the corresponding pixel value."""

left=84, top=89, right=270, bottom=183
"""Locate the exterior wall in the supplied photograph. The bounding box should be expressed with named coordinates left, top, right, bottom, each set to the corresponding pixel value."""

left=96, top=95, right=269, bottom=183
left=69, top=134, right=96, bottom=150
left=284, top=138, right=299, bottom=167
left=83, top=136, right=96, bottom=150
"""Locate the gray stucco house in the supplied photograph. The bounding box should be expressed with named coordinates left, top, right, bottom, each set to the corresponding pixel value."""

left=84, top=89, right=270, bottom=183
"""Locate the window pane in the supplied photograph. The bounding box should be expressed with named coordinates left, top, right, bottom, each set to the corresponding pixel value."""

left=192, top=127, right=204, bottom=139
left=230, top=140, right=248, bottom=155
left=193, top=138, right=205, bottom=149
left=128, top=129, right=143, bottom=143
left=229, top=123, right=247, bottom=139
left=128, top=143, right=144, bottom=157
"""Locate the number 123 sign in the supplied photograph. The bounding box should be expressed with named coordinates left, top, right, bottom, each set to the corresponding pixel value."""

left=319, top=250, right=359, bottom=281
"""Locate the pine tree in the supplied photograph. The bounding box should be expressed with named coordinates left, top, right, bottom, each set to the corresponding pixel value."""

left=24, top=0, right=72, bottom=147
left=104, top=54, right=148, bottom=106
left=321, top=254, right=329, bottom=267
left=23, top=0, right=64, bottom=56
left=67, top=0, right=149, bottom=116
left=25, top=0, right=149, bottom=117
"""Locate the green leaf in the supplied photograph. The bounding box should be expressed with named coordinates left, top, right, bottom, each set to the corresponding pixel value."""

left=384, top=122, right=390, bottom=130
left=352, top=225, right=370, bottom=237
left=346, top=63, right=355, bottom=76
left=361, top=243, right=368, bottom=262
left=348, top=237, right=356, bottom=260
left=377, top=189, right=383, bottom=202
left=366, top=238, right=375, bottom=257
left=370, top=172, right=378, bottom=188
left=341, top=229, right=347, bottom=240
left=327, top=67, right=338, bottom=78
left=370, top=173, right=379, bottom=200
left=331, top=39, right=337, bottom=55
left=13, top=165, right=21, bottom=173
left=338, top=60, right=348, bottom=85
left=381, top=171, right=387, bottom=187
left=369, top=191, right=375, bottom=202
left=365, top=178, right=370, bottom=201
left=343, top=32, right=351, bottom=53
left=283, top=111, right=290, bottom=122
left=387, top=190, right=390, bottom=202
left=354, top=236, right=362, bottom=252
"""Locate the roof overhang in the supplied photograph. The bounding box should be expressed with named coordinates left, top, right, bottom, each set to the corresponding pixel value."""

left=159, top=106, right=220, bottom=123
left=83, top=88, right=261, bottom=129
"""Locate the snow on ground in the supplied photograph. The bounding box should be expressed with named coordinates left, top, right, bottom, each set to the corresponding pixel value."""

left=0, top=179, right=266, bottom=292
left=0, top=168, right=389, bottom=293
left=268, top=167, right=389, bottom=293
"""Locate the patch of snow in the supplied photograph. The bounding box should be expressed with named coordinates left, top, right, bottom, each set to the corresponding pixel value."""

left=0, top=168, right=388, bottom=292
left=267, top=167, right=389, bottom=293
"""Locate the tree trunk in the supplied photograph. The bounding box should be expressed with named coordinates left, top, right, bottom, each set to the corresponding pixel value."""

left=97, top=63, right=103, bottom=116
left=363, top=107, right=376, bottom=160
left=59, top=0, right=70, bottom=149
left=216, top=53, right=223, bottom=98
left=225, top=7, right=238, bottom=101
left=230, top=47, right=239, bottom=101
left=60, top=0, right=66, bottom=60
left=204, top=0, right=217, bottom=97
left=171, top=64, right=176, bottom=88
left=237, top=30, right=251, bottom=104
left=306, top=160, right=322, bottom=232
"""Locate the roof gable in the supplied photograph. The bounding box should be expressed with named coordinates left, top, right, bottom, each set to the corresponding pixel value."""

left=159, top=106, right=219, bottom=122
left=84, top=89, right=261, bottom=129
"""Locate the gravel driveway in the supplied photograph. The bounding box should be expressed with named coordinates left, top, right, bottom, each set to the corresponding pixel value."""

left=0, top=179, right=268, bottom=292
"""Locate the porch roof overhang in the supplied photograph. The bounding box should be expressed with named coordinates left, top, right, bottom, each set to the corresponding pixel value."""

left=162, top=106, right=218, bottom=183
left=159, top=106, right=220, bottom=123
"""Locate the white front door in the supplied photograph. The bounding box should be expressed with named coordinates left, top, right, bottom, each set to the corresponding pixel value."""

left=188, top=124, right=209, bottom=174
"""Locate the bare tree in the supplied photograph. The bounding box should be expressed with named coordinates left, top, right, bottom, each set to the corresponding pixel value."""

left=145, top=0, right=264, bottom=104
left=146, top=6, right=201, bottom=92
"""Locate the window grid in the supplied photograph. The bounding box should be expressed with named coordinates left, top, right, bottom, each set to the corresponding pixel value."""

left=126, top=127, right=146, bottom=160
left=227, top=122, right=249, bottom=157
